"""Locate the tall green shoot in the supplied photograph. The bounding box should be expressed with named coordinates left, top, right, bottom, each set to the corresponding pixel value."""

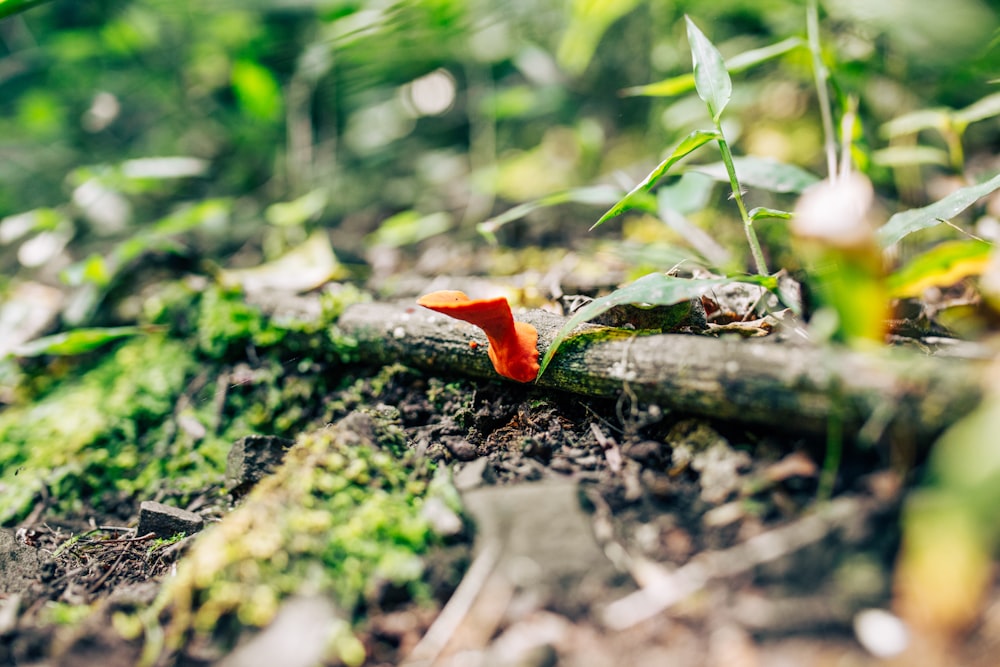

left=685, top=16, right=769, bottom=276
left=806, top=0, right=839, bottom=181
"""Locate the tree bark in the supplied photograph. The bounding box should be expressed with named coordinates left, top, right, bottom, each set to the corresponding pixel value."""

left=338, top=301, right=988, bottom=446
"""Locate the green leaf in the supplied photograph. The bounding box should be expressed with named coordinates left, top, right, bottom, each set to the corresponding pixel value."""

left=877, top=172, right=1000, bottom=247
left=478, top=185, right=624, bottom=242
left=151, top=199, right=231, bottom=237
left=557, top=0, right=643, bottom=76
left=748, top=207, right=792, bottom=222
left=693, top=156, right=820, bottom=193
left=366, top=210, right=452, bottom=248
left=880, top=109, right=949, bottom=138
left=0, top=207, right=64, bottom=243
left=685, top=16, right=732, bottom=123
left=266, top=189, right=328, bottom=228
left=11, top=326, right=146, bottom=358
left=231, top=60, right=283, bottom=122
left=0, top=0, right=51, bottom=19
left=887, top=239, right=993, bottom=298
left=871, top=145, right=950, bottom=168
left=955, top=91, right=1000, bottom=125
left=656, top=172, right=715, bottom=215
left=622, top=36, right=804, bottom=98
left=880, top=93, right=1000, bottom=138
left=591, top=129, right=719, bottom=230
left=219, top=229, right=347, bottom=293
left=537, top=273, right=776, bottom=378
left=60, top=253, right=111, bottom=288
left=80, top=253, right=112, bottom=287
left=60, top=199, right=231, bottom=295
left=121, top=157, right=208, bottom=180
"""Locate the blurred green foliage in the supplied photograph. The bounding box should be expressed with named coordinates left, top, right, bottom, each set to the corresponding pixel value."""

left=2, top=0, right=994, bottom=276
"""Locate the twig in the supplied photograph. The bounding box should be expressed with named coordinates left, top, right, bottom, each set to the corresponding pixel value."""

left=601, top=496, right=865, bottom=629
left=401, top=542, right=503, bottom=667
left=88, top=547, right=129, bottom=595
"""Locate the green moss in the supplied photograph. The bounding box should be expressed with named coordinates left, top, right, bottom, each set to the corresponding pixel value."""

left=195, top=283, right=365, bottom=365
left=197, top=285, right=287, bottom=359
left=147, top=532, right=189, bottom=556
left=321, top=364, right=416, bottom=423
left=150, top=412, right=446, bottom=664
left=556, top=327, right=638, bottom=355
left=40, top=602, right=94, bottom=627
left=0, top=335, right=197, bottom=524
left=0, top=280, right=376, bottom=526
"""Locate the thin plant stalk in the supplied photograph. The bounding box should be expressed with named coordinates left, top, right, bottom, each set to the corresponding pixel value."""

left=839, top=95, right=859, bottom=180
left=686, top=15, right=770, bottom=275
left=817, top=394, right=843, bottom=502
left=715, top=124, right=769, bottom=275
left=807, top=0, right=839, bottom=181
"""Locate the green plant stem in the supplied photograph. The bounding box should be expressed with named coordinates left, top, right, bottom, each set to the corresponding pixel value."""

left=817, top=394, right=843, bottom=502
left=943, top=123, right=966, bottom=173
left=838, top=96, right=859, bottom=180
left=807, top=0, right=838, bottom=181
left=715, top=124, right=769, bottom=275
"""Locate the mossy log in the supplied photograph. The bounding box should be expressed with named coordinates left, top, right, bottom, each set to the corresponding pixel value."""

left=338, top=301, right=989, bottom=446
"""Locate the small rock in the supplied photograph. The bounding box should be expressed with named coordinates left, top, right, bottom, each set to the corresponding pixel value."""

left=219, top=595, right=360, bottom=667
left=702, top=501, right=746, bottom=528
left=548, top=457, right=575, bottom=474
left=641, top=469, right=674, bottom=499
left=441, top=436, right=478, bottom=461
left=667, top=421, right=750, bottom=504
left=485, top=611, right=569, bottom=667
left=763, top=451, right=818, bottom=483
left=462, top=481, right=618, bottom=595
left=522, top=437, right=553, bottom=463
left=692, top=441, right=752, bottom=505
left=624, top=440, right=664, bottom=466
left=421, top=496, right=464, bottom=537
left=136, top=500, right=204, bottom=538
left=0, top=529, right=43, bottom=596
left=226, top=434, right=295, bottom=497
left=0, top=593, right=22, bottom=636
left=454, top=457, right=494, bottom=491
left=708, top=622, right=759, bottom=667
left=854, top=608, right=909, bottom=658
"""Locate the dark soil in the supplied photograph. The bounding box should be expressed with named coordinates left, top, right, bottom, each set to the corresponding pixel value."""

left=2, top=363, right=998, bottom=667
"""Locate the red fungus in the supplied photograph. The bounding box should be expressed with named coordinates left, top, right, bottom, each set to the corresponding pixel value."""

left=416, top=290, right=540, bottom=383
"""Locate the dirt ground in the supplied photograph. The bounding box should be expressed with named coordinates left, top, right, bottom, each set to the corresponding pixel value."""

left=3, top=357, right=999, bottom=667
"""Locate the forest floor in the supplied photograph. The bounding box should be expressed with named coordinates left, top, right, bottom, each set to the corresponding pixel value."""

left=3, top=342, right=999, bottom=667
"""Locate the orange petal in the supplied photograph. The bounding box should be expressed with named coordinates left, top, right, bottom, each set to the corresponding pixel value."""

left=416, top=291, right=514, bottom=336
left=488, top=320, right=539, bottom=383
left=417, top=291, right=539, bottom=382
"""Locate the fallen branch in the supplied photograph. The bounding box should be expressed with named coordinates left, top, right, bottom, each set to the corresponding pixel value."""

left=338, top=301, right=987, bottom=446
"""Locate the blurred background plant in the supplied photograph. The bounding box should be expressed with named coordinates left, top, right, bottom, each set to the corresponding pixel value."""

left=2, top=0, right=996, bottom=322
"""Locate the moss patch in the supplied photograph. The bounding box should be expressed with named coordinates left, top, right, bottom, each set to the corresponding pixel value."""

left=0, top=281, right=368, bottom=526
left=149, top=410, right=447, bottom=665
left=0, top=334, right=197, bottom=524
